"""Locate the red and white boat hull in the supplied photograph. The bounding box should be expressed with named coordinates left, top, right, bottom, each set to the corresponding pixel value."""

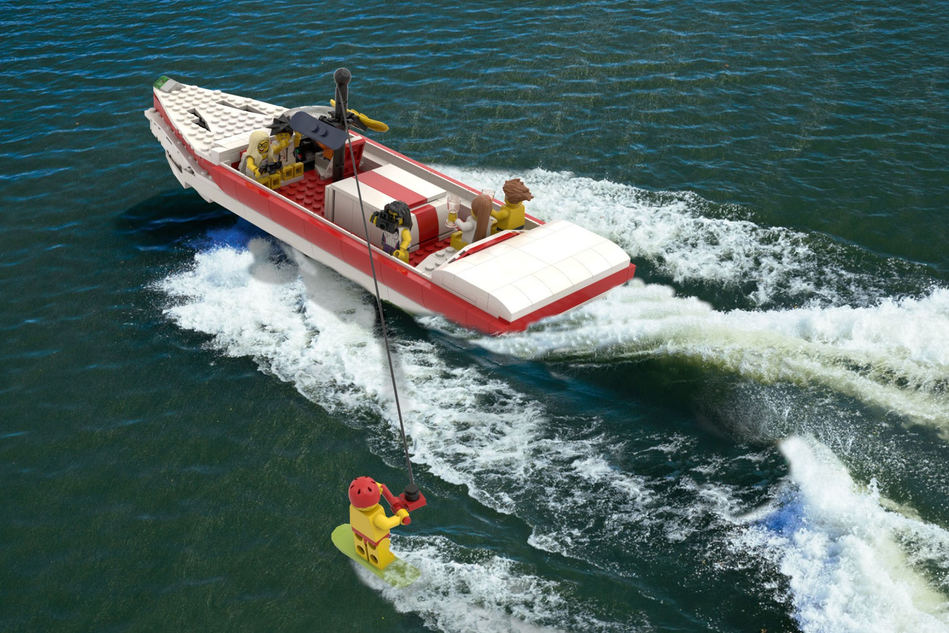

left=146, top=78, right=635, bottom=333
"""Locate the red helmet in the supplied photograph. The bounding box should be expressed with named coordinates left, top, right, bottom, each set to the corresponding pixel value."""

left=349, top=476, right=381, bottom=508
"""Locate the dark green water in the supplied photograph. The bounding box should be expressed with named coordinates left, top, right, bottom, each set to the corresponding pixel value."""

left=2, top=1, right=948, bottom=631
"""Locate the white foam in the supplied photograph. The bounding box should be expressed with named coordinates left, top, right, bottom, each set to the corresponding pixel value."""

left=435, top=165, right=881, bottom=307
left=425, top=167, right=949, bottom=435
left=363, top=536, right=595, bottom=633
left=475, top=281, right=949, bottom=438
left=156, top=230, right=661, bottom=617
left=155, top=170, right=949, bottom=630
left=735, top=436, right=949, bottom=633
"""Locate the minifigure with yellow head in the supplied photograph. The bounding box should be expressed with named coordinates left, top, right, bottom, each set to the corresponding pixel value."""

left=370, top=200, right=413, bottom=263
left=348, top=476, right=410, bottom=570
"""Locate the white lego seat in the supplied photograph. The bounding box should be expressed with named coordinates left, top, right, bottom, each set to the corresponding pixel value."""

left=325, top=165, right=448, bottom=253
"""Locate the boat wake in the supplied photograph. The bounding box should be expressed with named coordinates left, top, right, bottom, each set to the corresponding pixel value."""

left=154, top=167, right=949, bottom=632
left=736, top=436, right=949, bottom=633
left=436, top=166, right=936, bottom=311
left=367, top=536, right=616, bottom=633
left=469, top=280, right=949, bottom=440
left=156, top=229, right=655, bottom=629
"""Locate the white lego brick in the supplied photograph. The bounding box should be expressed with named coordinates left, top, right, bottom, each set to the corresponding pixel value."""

left=554, top=257, right=594, bottom=284
left=455, top=251, right=547, bottom=293
left=330, top=177, right=394, bottom=211
left=210, top=132, right=254, bottom=165
left=558, top=224, right=608, bottom=252
left=445, top=259, right=475, bottom=276
left=327, top=177, right=431, bottom=251
left=517, top=228, right=547, bottom=242
left=374, top=163, right=446, bottom=202
left=572, top=248, right=612, bottom=277
left=459, top=243, right=541, bottom=270
left=518, top=230, right=578, bottom=264
left=324, top=188, right=336, bottom=223
left=531, top=266, right=573, bottom=297
left=480, top=240, right=519, bottom=258
left=488, top=286, right=532, bottom=321
left=511, top=275, right=554, bottom=306
left=434, top=274, right=477, bottom=304
left=594, top=241, right=632, bottom=269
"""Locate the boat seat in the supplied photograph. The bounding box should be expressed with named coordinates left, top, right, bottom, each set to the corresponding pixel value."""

left=325, top=164, right=451, bottom=255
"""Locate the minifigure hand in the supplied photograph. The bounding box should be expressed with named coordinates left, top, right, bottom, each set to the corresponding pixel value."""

left=396, top=508, right=411, bottom=525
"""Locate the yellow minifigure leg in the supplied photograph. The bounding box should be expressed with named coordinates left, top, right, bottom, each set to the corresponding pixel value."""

left=450, top=231, right=468, bottom=251
left=352, top=532, right=369, bottom=561
left=367, top=536, right=396, bottom=570
left=255, top=173, right=274, bottom=189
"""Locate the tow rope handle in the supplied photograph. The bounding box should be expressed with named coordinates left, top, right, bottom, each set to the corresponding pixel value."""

left=380, top=483, right=427, bottom=524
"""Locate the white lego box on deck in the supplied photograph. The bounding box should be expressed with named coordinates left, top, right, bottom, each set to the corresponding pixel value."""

left=325, top=164, right=450, bottom=251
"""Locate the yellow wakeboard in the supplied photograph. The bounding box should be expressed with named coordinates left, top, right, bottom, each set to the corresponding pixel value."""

left=331, top=524, right=420, bottom=588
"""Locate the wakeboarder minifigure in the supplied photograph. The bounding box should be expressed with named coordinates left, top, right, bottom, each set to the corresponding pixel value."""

left=370, top=200, right=413, bottom=263
left=348, top=476, right=410, bottom=570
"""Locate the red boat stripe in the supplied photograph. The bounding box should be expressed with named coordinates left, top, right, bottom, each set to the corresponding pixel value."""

left=155, top=100, right=633, bottom=335
left=358, top=171, right=427, bottom=208
left=412, top=204, right=438, bottom=246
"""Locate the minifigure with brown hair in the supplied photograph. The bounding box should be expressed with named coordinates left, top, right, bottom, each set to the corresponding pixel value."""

left=492, top=179, right=534, bottom=232
left=449, top=194, right=495, bottom=250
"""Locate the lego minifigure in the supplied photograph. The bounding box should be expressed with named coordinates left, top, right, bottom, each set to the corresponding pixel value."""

left=491, top=179, right=534, bottom=232
left=450, top=194, right=494, bottom=250
left=370, top=201, right=413, bottom=263
left=473, top=194, right=494, bottom=242
left=239, top=129, right=279, bottom=187
left=267, top=114, right=304, bottom=182
left=450, top=206, right=476, bottom=248
left=348, top=476, right=410, bottom=571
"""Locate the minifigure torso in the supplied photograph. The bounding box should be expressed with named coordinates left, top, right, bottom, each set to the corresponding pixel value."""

left=272, top=132, right=300, bottom=165
left=350, top=503, right=399, bottom=544
left=492, top=200, right=526, bottom=231
left=454, top=215, right=477, bottom=245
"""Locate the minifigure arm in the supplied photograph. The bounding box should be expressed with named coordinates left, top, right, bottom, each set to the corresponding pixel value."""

left=379, top=483, right=400, bottom=509
left=399, top=228, right=412, bottom=251
left=246, top=156, right=261, bottom=177
left=491, top=204, right=510, bottom=223
left=392, top=228, right=413, bottom=262
left=369, top=211, right=380, bottom=227
left=373, top=509, right=409, bottom=531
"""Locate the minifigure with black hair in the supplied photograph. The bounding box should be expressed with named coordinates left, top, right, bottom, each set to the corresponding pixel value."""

left=266, top=114, right=304, bottom=184
left=370, top=201, right=413, bottom=263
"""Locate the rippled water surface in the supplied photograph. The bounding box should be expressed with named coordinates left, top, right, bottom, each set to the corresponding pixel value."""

left=2, top=1, right=948, bottom=631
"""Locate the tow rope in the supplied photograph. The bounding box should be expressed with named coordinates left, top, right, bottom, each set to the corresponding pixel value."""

left=335, top=77, right=416, bottom=490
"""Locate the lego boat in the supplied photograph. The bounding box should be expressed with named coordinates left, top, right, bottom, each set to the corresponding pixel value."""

left=145, top=73, right=635, bottom=334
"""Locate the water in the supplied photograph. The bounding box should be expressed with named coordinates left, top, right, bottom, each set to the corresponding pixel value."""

left=2, top=1, right=948, bottom=631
